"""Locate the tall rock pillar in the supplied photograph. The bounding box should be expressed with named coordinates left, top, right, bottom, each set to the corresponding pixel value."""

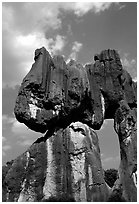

left=114, top=100, right=137, bottom=201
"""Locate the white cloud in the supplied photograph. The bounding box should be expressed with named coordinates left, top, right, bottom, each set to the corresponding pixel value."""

left=3, top=3, right=62, bottom=35
left=11, top=119, right=42, bottom=146
left=15, top=33, right=66, bottom=71
left=121, top=53, right=137, bottom=79
left=122, top=53, right=136, bottom=67
left=67, top=41, right=83, bottom=61
left=50, top=35, right=66, bottom=55
left=73, top=2, right=115, bottom=16
left=2, top=115, right=15, bottom=124
left=101, top=153, right=104, bottom=158
left=2, top=144, right=11, bottom=156
left=72, top=41, right=83, bottom=53
left=2, top=2, right=122, bottom=37
left=2, top=2, right=124, bottom=87
left=2, top=136, right=7, bottom=143
left=3, top=29, right=66, bottom=87
left=16, top=34, right=38, bottom=47
left=11, top=120, right=29, bottom=135
left=2, top=114, right=42, bottom=147
left=11, top=119, right=41, bottom=139
left=2, top=3, right=67, bottom=88
left=15, top=33, right=66, bottom=55
left=133, top=77, right=137, bottom=82
left=119, top=4, right=126, bottom=10
left=67, top=24, right=73, bottom=36
left=60, top=2, right=120, bottom=16
left=2, top=115, right=14, bottom=156
left=3, top=145, right=11, bottom=151
left=2, top=5, right=15, bottom=32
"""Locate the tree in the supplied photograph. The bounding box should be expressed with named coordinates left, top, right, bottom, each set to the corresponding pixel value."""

left=104, top=168, right=118, bottom=188
left=107, top=189, right=126, bottom=202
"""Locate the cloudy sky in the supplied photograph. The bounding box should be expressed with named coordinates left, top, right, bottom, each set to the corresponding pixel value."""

left=2, top=2, right=137, bottom=169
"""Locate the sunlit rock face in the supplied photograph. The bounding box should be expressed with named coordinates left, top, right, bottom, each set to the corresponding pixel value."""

left=2, top=122, right=110, bottom=202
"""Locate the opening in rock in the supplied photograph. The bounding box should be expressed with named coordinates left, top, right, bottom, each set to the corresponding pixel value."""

left=96, top=119, right=120, bottom=170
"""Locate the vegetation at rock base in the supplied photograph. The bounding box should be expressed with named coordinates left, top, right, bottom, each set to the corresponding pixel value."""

left=41, top=194, right=75, bottom=202
left=107, top=189, right=126, bottom=202
left=104, top=168, right=118, bottom=188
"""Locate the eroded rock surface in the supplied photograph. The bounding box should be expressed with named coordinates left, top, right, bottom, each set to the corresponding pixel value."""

left=5, top=47, right=137, bottom=202
left=14, top=48, right=136, bottom=133
left=114, top=100, right=137, bottom=201
left=2, top=122, right=110, bottom=202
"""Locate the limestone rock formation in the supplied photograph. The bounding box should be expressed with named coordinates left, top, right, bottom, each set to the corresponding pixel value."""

left=14, top=48, right=136, bottom=133
left=2, top=122, right=110, bottom=202
left=3, top=47, right=137, bottom=202
left=114, top=100, right=137, bottom=201
left=14, top=48, right=91, bottom=133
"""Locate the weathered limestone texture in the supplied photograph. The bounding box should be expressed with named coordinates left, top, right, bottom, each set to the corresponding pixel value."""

left=2, top=122, right=110, bottom=202
left=14, top=48, right=136, bottom=132
left=114, top=100, right=137, bottom=201
left=3, top=47, right=137, bottom=201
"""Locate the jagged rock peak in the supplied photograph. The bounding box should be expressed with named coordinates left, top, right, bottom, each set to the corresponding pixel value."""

left=14, top=47, right=136, bottom=134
